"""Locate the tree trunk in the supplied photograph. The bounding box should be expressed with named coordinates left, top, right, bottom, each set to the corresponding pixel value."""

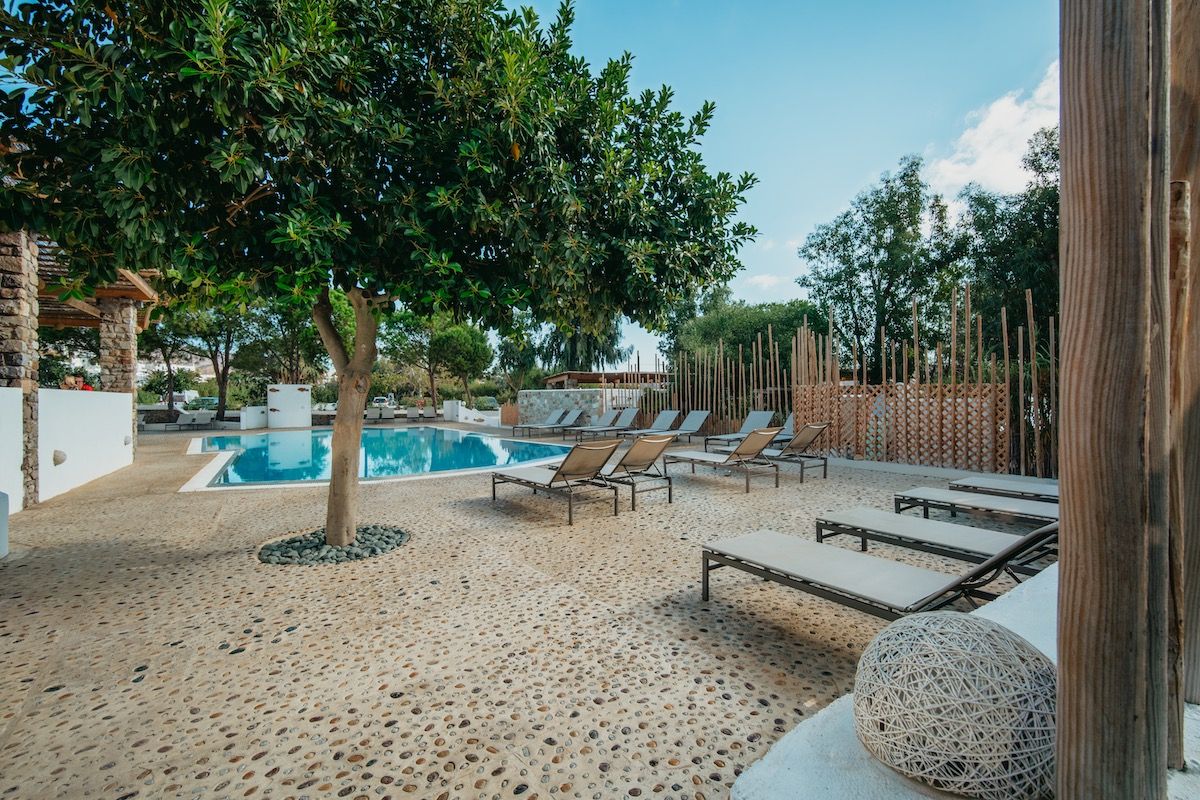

left=324, top=366, right=370, bottom=545
left=313, top=287, right=379, bottom=548
left=216, top=363, right=230, bottom=422
left=164, top=353, right=176, bottom=413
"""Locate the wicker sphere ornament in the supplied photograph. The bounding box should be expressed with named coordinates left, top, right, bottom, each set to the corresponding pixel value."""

left=852, top=611, right=1056, bottom=799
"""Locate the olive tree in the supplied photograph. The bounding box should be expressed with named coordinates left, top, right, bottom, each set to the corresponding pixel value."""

left=2, top=0, right=755, bottom=545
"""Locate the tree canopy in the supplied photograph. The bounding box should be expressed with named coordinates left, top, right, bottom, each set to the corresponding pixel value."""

left=674, top=296, right=827, bottom=362
left=797, top=155, right=957, bottom=377
left=1, top=0, right=756, bottom=544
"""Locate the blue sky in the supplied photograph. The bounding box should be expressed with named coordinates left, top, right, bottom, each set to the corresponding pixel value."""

left=525, top=0, right=1060, bottom=364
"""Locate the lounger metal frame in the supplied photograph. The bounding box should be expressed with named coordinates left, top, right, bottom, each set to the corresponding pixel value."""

left=814, top=517, right=1056, bottom=577
left=664, top=428, right=782, bottom=493
left=601, top=434, right=676, bottom=510
left=894, top=490, right=1059, bottom=522
left=701, top=522, right=1059, bottom=621
left=948, top=478, right=1059, bottom=503
left=491, top=440, right=621, bottom=524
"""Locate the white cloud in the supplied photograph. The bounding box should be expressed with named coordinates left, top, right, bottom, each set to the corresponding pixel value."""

left=756, top=238, right=777, bottom=252
left=928, top=61, right=1059, bottom=198
left=784, top=238, right=800, bottom=250
left=744, top=274, right=786, bottom=290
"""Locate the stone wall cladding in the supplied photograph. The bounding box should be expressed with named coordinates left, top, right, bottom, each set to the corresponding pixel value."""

left=98, top=298, right=138, bottom=393
left=516, top=389, right=606, bottom=426
left=98, top=297, right=139, bottom=454
left=0, top=230, right=39, bottom=505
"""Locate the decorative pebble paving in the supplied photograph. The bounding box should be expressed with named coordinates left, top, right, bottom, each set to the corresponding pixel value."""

left=258, top=526, right=411, bottom=566
left=0, top=429, right=1035, bottom=798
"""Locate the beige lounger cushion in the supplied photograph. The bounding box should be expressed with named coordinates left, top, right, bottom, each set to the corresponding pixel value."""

left=706, top=530, right=955, bottom=611
left=899, top=487, right=1059, bottom=520
left=492, top=465, right=559, bottom=486
left=667, top=449, right=731, bottom=465
left=950, top=475, right=1060, bottom=499
left=818, top=508, right=1021, bottom=557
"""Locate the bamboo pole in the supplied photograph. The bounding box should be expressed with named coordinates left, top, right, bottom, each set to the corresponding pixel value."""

left=1018, top=325, right=1026, bottom=476
left=1002, top=306, right=1012, bottom=472
left=1027, top=289, right=1043, bottom=477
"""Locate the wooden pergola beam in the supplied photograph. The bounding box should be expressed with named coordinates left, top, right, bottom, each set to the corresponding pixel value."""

left=63, top=297, right=100, bottom=318
left=39, top=315, right=100, bottom=329
left=116, top=268, right=159, bottom=302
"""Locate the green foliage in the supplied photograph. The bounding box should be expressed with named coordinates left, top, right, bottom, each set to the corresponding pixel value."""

left=140, top=368, right=200, bottom=398
left=955, top=127, right=1059, bottom=345
left=658, top=284, right=733, bottom=357
left=540, top=317, right=630, bottom=371
left=2, top=0, right=754, bottom=336
left=228, top=371, right=270, bottom=407
left=798, top=156, right=959, bottom=376
left=234, top=295, right=352, bottom=383
left=674, top=296, right=826, bottom=362
left=430, top=323, right=493, bottom=401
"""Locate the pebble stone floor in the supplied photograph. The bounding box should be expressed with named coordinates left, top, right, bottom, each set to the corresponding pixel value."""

left=0, top=428, right=1030, bottom=800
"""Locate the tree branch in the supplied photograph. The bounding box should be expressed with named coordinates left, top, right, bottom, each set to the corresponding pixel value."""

left=314, top=288, right=349, bottom=374
left=346, top=288, right=380, bottom=371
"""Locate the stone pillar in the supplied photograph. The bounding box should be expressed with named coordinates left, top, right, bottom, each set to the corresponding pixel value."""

left=98, top=297, right=138, bottom=450
left=0, top=230, right=39, bottom=508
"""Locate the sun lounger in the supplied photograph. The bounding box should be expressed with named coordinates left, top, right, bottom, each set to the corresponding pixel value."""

left=564, top=409, right=617, bottom=437
left=516, top=408, right=582, bottom=438
left=491, top=439, right=621, bottom=524
left=576, top=407, right=639, bottom=440
left=170, top=410, right=215, bottom=430
left=894, top=487, right=1060, bottom=522
left=600, top=434, right=675, bottom=509
left=664, top=427, right=783, bottom=492
left=405, top=407, right=420, bottom=423
left=701, top=521, right=1059, bottom=620
left=619, top=410, right=680, bottom=438
left=668, top=410, right=711, bottom=442
left=814, top=507, right=1055, bottom=576
left=716, top=421, right=830, bottom=482
left=702, top=410, right=776, bottom=451
left=949, top=475, right=1060, bottom=503
left=772, top=413, right=795, bottom=442
left=512, top=409, right=565, bottom=437
left=379, top=407, right=395, bottom=423
left=365, top=407, right=382, bottom=423
left=422, top=406, right=437, bottom=420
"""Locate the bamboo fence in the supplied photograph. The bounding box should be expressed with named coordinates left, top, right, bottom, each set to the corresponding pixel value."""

left=609, top=285, right=1058, bottom=477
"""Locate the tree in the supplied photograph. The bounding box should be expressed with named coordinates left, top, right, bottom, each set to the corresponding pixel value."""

left=798, top=156, right=958, bottom=378
left=235, top=296, right=353, bottom=384
left=140, top=367, right=200, bottom=400
left=38, top=326, right=100, bottom=388
left=954, top=127, right=1060, bottom=345
left=540, top=317, right=632, bottom=371
left=431, top=323, right=493, bottom=403
left=3, top=0, right=755, bottom=545
left=382, top=313, right=448, bottom=408
left=137, top=314, right=192, bottom=411
left=176, top=308, right=250, bottom=420
left=658, top=284, right=732, bottom=358
left=496, top=312, right=544, bottom=397
left=675, top=298, right=828, bottom=362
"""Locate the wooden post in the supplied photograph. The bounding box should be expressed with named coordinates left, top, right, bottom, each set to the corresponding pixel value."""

left=1170, top=0, right=1200, bottom=720
left=1002, top=306, right=1012, bottom=473
left=1027, top=290, right=1043, bottom=477
left=1018, top=326, right=1026, bottom=476
left=1058, top=0, right=1171, bottom=795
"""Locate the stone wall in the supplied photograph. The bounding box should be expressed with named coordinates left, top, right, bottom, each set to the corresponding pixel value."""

left=516, top=389, right=607, bottom=426
left=0, top=231, right=38, bottom=507
left=98, top=298, right=138, bottom=393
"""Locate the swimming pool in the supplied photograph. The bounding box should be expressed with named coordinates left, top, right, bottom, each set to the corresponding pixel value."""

left=194, top=427, right=570, bottom=486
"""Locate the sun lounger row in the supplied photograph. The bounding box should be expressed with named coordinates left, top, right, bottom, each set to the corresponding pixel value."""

left=894, top=486, right=1059, bottom=522
left=665, top=422, right=832, bottom=491
left=491, top=434, right=675, bottom=523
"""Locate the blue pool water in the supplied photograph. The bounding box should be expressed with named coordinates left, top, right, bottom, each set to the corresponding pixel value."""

left=201, top=427, right=570, bottom=485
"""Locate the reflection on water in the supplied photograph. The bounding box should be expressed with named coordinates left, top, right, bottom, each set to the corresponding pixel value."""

left=202, top=427, right=569, bottom=485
